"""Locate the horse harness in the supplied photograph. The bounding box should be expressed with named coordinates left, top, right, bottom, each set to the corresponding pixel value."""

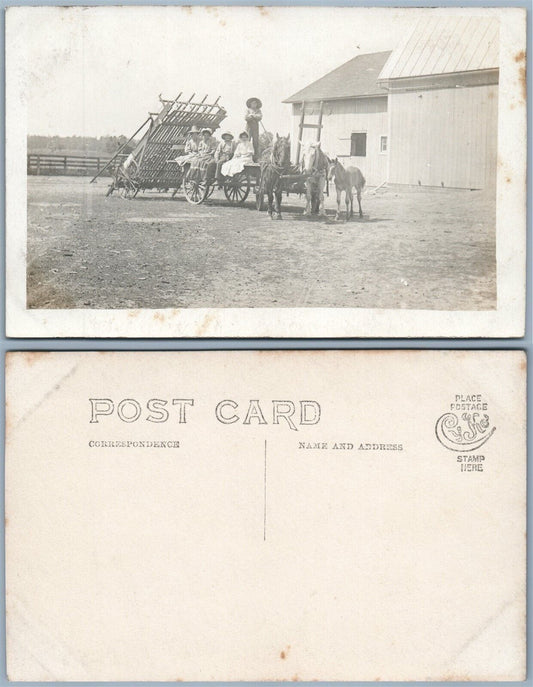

left=304, top=147, right=327, bottom=181
left=260, top=143, right=288, bottom=190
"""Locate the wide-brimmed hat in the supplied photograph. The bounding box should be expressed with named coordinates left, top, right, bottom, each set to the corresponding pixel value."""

left=201, top=128, right=212, bottom=135
left=239, top=131, right=249, bottom=139
left=187, top=125, right=200, bottom=135
left=246, top=97, right=262, bottom=108
left=221, top=131, right=234, bottom=141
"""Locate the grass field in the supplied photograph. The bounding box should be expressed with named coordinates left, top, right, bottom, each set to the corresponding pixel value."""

left=27, top=176, right=496, bottom=311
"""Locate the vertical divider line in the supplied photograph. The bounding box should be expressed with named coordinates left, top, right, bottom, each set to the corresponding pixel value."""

left=263, top=439, right=267, bottom=541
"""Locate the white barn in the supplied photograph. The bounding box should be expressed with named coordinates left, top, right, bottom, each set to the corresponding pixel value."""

left=284, top=16, right=499, bottom=190
left=379, top=16, right=499, bottom=189
left=283, top=51, right=391, bottom=186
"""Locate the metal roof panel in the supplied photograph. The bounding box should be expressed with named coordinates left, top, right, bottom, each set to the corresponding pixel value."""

left=378, top=15, right=499, bottom=80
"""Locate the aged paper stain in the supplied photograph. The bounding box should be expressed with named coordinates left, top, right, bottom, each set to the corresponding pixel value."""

left=196, top=313, right=214, bottom=336
left=22, top=351, right=48, bottom=367
left=280, top=644, right=291, bottom=659
left=514, top=50, right=526, bottom=102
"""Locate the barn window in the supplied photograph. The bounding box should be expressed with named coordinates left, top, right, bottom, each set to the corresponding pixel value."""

left=350, top=132, right=367, bottom=157
left=380, top=136, right=388, bottom=153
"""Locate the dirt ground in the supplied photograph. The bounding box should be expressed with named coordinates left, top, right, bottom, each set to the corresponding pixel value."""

left=27, top=176, right=496, bottom=310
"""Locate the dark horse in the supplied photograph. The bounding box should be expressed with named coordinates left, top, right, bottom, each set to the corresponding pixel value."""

left=259, top=134, right=291, bottom=220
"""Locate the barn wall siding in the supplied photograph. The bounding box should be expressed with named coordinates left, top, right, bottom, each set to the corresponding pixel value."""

left=290, top=97, right=388, bottom=186
left=387, top=84, right=498, bottom=189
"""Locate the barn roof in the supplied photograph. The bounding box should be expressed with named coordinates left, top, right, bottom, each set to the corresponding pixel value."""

left=378, top=16, right=499, bottom=81
left=283, top=51, right=391, bottom=103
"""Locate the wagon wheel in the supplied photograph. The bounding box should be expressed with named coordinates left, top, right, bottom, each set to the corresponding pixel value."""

left=184, top=177, right=209, bottom=205
left=119, top=179, right=137, bottom=200
left=224, top=170, right=250, bottom=205
left=206, top=183, right=216, bottom=199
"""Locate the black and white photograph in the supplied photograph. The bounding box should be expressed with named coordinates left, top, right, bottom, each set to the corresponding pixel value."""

left=6, top=5, right=526, bottom=337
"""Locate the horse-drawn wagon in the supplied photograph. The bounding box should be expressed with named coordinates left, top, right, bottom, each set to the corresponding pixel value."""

left=93, top=94, right=334, bottom=218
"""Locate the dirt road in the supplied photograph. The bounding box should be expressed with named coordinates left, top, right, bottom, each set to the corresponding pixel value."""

left=27, top=176, right=496, bottom=310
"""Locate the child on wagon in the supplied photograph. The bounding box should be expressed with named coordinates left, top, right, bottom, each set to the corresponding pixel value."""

left=245, top=97, right=262, bottom=162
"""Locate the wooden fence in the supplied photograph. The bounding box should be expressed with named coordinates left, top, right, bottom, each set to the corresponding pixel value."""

left=27, top=154, right=113, bottom=176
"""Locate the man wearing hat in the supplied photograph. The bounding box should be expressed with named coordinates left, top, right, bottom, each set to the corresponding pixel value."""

left=214, top=132, right=236, bottom=184
left=245, top=97, right=262, bottom=162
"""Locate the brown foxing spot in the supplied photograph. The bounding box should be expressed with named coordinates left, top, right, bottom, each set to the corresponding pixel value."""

left=518, top=66, right=526, bottom=102
left=196, top=312, right=215, bottom=336
left=23, top=351, right=48, bottom=367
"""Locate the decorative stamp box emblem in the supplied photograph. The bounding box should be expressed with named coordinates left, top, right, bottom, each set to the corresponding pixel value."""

left=435, top=394, right=496, bottom=452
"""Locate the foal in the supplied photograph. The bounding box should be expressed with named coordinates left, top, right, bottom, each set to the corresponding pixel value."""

left=328, top=158, right=365, bottom=219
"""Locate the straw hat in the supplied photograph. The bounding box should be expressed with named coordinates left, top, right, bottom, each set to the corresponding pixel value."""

left=221, top=131, right=234, bottom=141
left=246, top=97, right=262, bottom=108
left=187, top=125, right=200, bottom=135
left=201, top=128, right=212, bottom=135
left=239, top=131, right=249, bottom=139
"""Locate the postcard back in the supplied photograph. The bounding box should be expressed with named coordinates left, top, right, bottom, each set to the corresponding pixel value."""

left=5, top=351, right=526, bottom=681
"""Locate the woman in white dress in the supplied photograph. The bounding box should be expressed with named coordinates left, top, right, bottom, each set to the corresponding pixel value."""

left=221, top=131, right=254, bottom=177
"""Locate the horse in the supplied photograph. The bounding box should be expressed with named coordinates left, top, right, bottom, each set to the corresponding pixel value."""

left=328, top=158, right=365, bottom=220
left=259, top=134, right=291, bottom=220
left=300, top=142, right=329, bottom=216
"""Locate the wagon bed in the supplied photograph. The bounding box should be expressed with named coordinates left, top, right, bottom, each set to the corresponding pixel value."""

left=93, top=94, right=227, bottom=198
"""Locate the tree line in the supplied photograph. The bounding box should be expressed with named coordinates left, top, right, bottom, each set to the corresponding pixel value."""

left=27, top=135, right=137, bottom=157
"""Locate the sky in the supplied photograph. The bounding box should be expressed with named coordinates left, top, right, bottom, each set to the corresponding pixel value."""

left=21, top=6, right=417, bottom=138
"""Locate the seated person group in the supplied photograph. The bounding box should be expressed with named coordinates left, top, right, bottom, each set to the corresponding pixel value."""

left=174, top=97, right=262, bottom=183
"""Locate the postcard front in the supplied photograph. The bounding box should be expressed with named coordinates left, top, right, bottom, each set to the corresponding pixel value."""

left=5, top=6, right=526, bottom=337
left=5, top=350, right=526, bottom=681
